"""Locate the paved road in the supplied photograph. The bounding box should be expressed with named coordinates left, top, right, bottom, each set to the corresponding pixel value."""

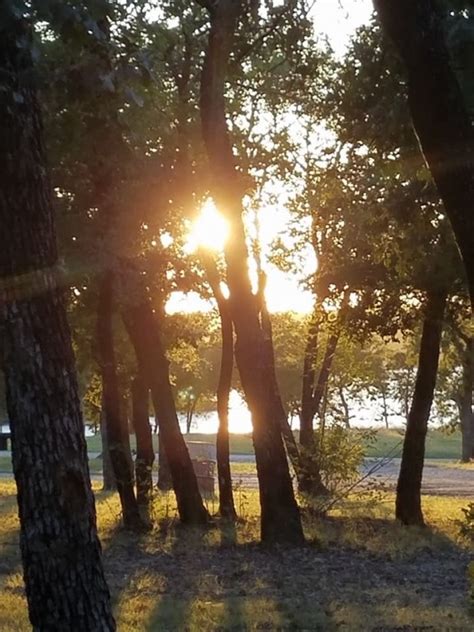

left=0, top=453, right=472, bottom=496
left=231, top=457, right=474, bottom=497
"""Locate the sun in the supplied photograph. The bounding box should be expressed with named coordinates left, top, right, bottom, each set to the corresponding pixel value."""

left=186, top=199, right=229, bottom=253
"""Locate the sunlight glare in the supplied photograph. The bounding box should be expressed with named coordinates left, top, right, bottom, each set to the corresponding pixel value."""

left=186, top=199, right=229, bottom=253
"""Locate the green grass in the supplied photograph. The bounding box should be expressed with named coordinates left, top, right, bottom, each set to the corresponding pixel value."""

left=85, top=432, right=255, bottom=456
left=0, top=481, right=471, bottom=632
left=364, top=428, right=463, bottom=459
left=85, top=427, right=463, bottom=458
left=0, top=429, right=465, bottom=474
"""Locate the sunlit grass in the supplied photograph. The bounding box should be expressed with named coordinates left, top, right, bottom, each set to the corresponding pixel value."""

left=0, top=481, right=471, bottom=631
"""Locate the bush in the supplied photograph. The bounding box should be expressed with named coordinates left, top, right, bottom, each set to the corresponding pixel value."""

left=315, top=425, right=375, bottom=493
left=457, top=502, right=474, bottom=543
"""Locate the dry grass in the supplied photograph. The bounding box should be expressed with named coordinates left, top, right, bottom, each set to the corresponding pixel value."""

left=0, top=480, right=472, bottom=631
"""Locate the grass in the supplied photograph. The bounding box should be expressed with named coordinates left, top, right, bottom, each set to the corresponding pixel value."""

left=84, top=432, right=255, bottom=456
left=86, top=427, right=464, bottom=458
left=364, top=427, right=464, bottom=459
left=0, top=478, right=472, bottom=631
left=0, top=428, right=467, bottom=475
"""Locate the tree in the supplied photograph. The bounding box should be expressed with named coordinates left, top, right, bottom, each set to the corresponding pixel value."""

left=39, top=1, right=210, bottom=525
left=202, top=254, right=237, bottom=520
left=97, top=272, right=142, bottom=528
left=0, top=7, right=114, bottom=628
left=374, top=0, right=474, bottom=309
left=396, top=290, right=448, bottom=525
left=197, top=0, right=304, bottom=543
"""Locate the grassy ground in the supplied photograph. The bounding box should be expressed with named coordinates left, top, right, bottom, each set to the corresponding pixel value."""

left=0, top=429, right=466, bottom=474
left=0, top=480, right=472, bottom=631
left=84, top=428, right=464, bottom=457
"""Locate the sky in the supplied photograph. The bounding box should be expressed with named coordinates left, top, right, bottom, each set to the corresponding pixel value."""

left=166, top=0, right=375, bottom=316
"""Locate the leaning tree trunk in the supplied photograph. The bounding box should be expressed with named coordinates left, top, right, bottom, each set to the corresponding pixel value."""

left=260, top=303, right=304, bottom=482
left=0, top=13, right=115, bottom=629
left=132, top=374, right=155, bottom=510
left=97, top=273, right=143, bottom=530
left=199, top=0, right=303, bottom=544
left=375, top=0, right=474, bottom=309
left=121, top=285, right=208, bottom=524
left=396, top=289, right=447, bottom=526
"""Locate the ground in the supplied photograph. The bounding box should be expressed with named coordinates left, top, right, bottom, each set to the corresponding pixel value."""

left=0, top=481, right=472, bottom=631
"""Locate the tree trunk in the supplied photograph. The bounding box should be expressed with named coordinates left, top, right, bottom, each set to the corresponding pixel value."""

left=100, top=397, right=116, bottom=491
left=97, top=273, right=143, bottom=530
left=199, top=0, right=303, bottom=544
left=375, top=0, right=474, bottom=309
left=338, top=386, right=351, bottom=429
left=300, top=317, right=319, bottom=448
left=121, top=288, right=208, bottom=524
left=459, top=339, right=473, bottom=463
left=157, top=429, right=173, bottom=491
left=260, top=303, right=305, bottom=487
left=396, top=289, right=447, bottom=526
left=201, top=253, right=236, bottom=518
left=381, top=388, right=390, bottom=429
left=0, top=14, right=114, bottom=628
left=215, top=291, right=237, bottom=519
left=299, top=330, right=337, bottom=495
left=132, top=374, right=155, bottom=509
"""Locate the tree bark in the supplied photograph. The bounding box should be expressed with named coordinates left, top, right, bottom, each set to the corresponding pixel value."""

left=157, top=429, right=173, bottom=491
left=132, top=374, right=155, bottom=509
left=299, top=327, right=338, bottom=495
left=338, top=386, right=351, bottom=429
left=396, top=289, right=447, bottom=526
left=100, top=397, right=116, bottom=491
left=459, top=338, right=473, bottom=463
left=375, top=0, right=474, bottom=309
left=260, top=303, right=304, bottom=484
left=0, top=13, right=114, bottom=629
left=121, top=287, right=209, bottom=524
left=97, top=273, right=143, bottom=529
left=215, top=289, right=237, bottom=520
left=203, top=255, right=237, bottom=519
left=199, top=0, right=304, bottom=544
left=300, top=317, right=319, bottom=447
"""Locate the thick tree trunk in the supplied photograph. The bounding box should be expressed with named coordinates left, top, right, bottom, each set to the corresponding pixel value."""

left=97, top=273, right=143, bottom=529
left=121, top=289, right=208, bottom=524
left=199, top=0, right=304, bottom=544
left=132, top=374, right=155, bottom=509
left=375, top=0, right=474, bottom=308
left=260, top=304, right=305, bottom=486
left=396, top=290, right=447, bottom=526
left=459, top=339, right=473, bottom=463
left=100, top=398, right=116, bottom=491
left=0, top=14, right=114, bottom=629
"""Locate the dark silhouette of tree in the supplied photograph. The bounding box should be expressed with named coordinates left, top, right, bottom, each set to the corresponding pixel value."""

left=0, top=8, right=114, bottom=628
left=396, top=289, right=448, bottom=525
left=197, top=0, right=304, bottom=544
left=375, top=0, right=474, bottom=309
